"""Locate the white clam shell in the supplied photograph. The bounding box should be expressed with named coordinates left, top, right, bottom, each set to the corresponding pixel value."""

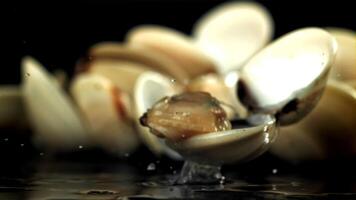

left=167, top=114, right=277, bottom=165
left=71, top=73, right=139, bottom=155
left=327, top=28, right=356, bottom=81
left=270, top=80, right=356, bottom=162
left=239, top=28, right=337, bottom=125
left=0, top=86, right=26, bottom=128
left=126, top=25, right=216, bottom=79
left=193, top=1, right=273, bottom=73
left=134, top=71, right=182, bottom=159
left=22, top=57, right=88, bottom=150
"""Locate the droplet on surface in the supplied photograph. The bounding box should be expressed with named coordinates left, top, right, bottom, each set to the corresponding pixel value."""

left=272, top=168, right=278, bottom=174
left=147, top=163, right=156, bottom=171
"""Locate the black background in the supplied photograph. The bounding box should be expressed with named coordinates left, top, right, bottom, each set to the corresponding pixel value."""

left=2, top=0, right=356, bottom=85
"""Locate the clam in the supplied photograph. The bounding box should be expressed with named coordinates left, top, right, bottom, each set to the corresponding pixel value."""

left=186, top=73, right=248, bottom=119
left=140, top=91, right=276, bottom=165
left=0, top=86, right=26, bottom=129
left=238, top=28, right=337, bottom=125
left=88, top=42, right=189, bottom=83
left=133, top=71, right=182, bottom=159
left=126, top=25, right=216, bottom=79
left=71, top=73, right=139, bottom=155
left=270, top=80, right=356, bottom=162
left=193, top=1, right=273, bottom=73
left=22, top=57, right=88, bottom=150
left=327, top=28, right=356, bottom=81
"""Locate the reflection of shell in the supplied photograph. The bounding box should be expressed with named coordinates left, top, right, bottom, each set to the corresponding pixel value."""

left=89, top=43, right=189, bottom=83
left=0, top=86, right=26, bottom=128
left=71, top=73, right=139, bottom=155
left=194, top=1, right=273, bottom=73
left=168, top=114, right=276, bottom=165
left=270, top=80, right=356, bottom=162
left=22, top=57, right=88, bottom=150
left=126, top=25, right=216, bottom=79
left=133, top=71, right=182, bottom=159
left=239, top=28, right=337, bottom=125
left=327, top=28, right=356, bottom=81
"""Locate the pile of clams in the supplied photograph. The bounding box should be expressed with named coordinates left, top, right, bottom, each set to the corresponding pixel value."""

left=2, top=1, right=356, bottom=165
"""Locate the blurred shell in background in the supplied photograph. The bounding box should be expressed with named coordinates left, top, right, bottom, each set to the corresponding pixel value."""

left=71, top=73, right=139, bottom=155
left=193, top=1, right=273, bottom=73
left=22, top=57, right=89, bottom=151
left=126, top=25, right=217, bottom=79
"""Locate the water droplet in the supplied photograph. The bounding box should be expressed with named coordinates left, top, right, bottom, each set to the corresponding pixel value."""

left=147, top=163, right=156, bottom=171
left=219, top=176, right=226, bottom=185
left=272, top=168, right=278, bottom=174
left=39, top=152, right=44, bottom=156
left=78, top=145, right=83, bottom=149
left=4, top=138, right=8, bottom=142
left=272, top=184, right=277, bottom=190
left=124, top=153, right=130, bottom=157
left=20, top=143, right=24, bottom=147
left=171, top=79, right=176, bottom=83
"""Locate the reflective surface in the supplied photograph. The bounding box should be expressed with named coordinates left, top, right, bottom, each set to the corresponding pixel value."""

left=1, top=134, right=356, bottom=200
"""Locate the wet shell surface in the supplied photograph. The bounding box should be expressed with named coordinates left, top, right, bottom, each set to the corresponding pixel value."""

left=22, top=57, right=88, bottom=150
left=126, top=25, right=216, bottom=79
left=194, top=1, right=273, bottom=73
left=71, top=73, right=139, bottom=155
left=270, top=80, right=356, bottom=162
left=186, top=73, right=247, bottom=119
left=238, top=28, right=337, bottom=125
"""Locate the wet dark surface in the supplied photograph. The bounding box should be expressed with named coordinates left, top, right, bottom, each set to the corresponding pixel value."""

left=1, top=133, right=356, bottom=200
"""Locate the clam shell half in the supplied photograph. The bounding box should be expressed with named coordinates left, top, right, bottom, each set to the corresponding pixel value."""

left=126, top=25, right=216, bottom=79
left=134, top=71, right=182, bottom=159
left=270, top=80, right=356, bottom=162
left=194, top=1, right=273, bottom=73
left=22, top=57, right=88, bottom=150
left=71, top=73, right=139, bottom=155
left=167, top=114, right=276, bottom=165
left=239, top=28, right=337, bottom=125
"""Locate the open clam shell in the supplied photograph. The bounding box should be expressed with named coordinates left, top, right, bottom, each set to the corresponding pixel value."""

left=270, top=80, right=356, bottom=162
left=22, top=57, right=88, bottom=150
left=193, top=1, right=273, bottom=73
left=167, top=114, right=276, bottom=165
left=88, top=42, right=189, bottom=83
left=327, top=28, right=356, bottom=81
left=0, top=86, right=26, bottom=128
left=126, top=25, right=216, bottom=79
left=134, top=71, right=182, bottom=159
left=239, top=28, right=337, bottom=125
left=71, top=73, right=139, bottom=155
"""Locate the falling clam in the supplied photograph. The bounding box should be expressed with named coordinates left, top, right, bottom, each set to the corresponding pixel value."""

left=193, top=1, right=273, bottom=73
left=139, top=27, right=337, bottom=183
